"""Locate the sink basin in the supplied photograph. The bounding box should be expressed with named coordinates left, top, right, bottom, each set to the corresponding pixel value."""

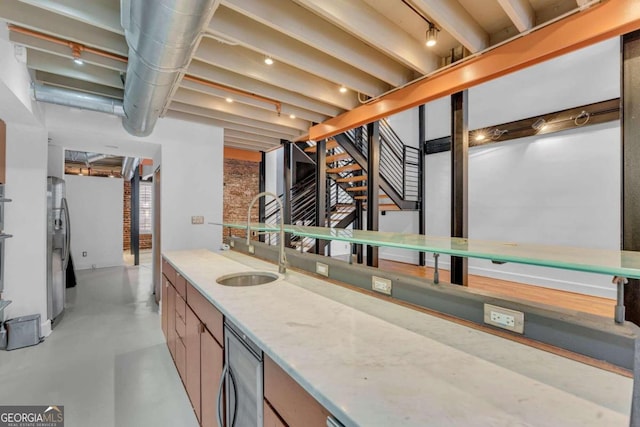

left=216, top=272, right=279, bottom=287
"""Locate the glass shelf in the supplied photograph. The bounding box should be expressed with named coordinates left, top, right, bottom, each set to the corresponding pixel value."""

left=212, top=222, right=640, bottom=280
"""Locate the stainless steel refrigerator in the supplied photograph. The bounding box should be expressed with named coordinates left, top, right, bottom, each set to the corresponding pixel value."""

left=47, top=177, right=70, bottom=327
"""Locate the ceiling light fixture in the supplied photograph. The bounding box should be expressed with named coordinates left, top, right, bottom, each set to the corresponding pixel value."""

left=71, top=44, right=83, bottom=65
left=109, top=170, right=115, bottom=178
left=225, top=97, right=233, bottom=103
left=78, top=168, right=83, bottom=176
left=474, top=133, right=486, bottom=142
left=264, top=56, right=274, bottom=65
left=425, top=23, right=439, bottom=47
left=532, top=118, right=547, bottom=131
left=339, top=85, right=348, bottom=94
left=400, top=0, right=439, bottom=47
left=289, top=114, right=296, bottom=119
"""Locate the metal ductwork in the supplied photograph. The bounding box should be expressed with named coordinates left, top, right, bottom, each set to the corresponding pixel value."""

left=33, top=84, right=125, bottom=117
left=121, top=157, right=140, bottom=181
left=120, top=0, right=220, bottom=137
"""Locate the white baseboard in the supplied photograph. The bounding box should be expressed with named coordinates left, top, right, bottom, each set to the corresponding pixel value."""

left=75, top=261, right=125, bottom=270
left=41, top=318, right=51, bottom=337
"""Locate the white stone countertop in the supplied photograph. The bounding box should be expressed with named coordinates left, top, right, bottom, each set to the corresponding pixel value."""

left=164, top=249, right=632, bottom=427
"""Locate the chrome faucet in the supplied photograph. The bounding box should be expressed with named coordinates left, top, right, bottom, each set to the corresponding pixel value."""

left=247, top=192, right=287, bottom=274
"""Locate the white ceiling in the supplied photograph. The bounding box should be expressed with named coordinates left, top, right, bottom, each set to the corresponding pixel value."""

left=0, top=0, right=583, bottom=151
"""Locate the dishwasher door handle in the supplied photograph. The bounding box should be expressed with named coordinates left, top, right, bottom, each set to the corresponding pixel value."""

left=228, top=365, right=238, bottom=427
left=217, top=362, right=228, bottom=427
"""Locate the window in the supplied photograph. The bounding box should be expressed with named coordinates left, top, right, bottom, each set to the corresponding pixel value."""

left=139, top=182, right=153, bottom=234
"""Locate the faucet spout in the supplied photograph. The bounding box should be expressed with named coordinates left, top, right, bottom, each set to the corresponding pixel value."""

left=247, top=192, right=287, bottom=274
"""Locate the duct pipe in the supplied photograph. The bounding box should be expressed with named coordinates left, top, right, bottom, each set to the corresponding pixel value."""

left=32, top=84, right=125, bottom=116
left=120, top=0, right=220, bottom=137
left=121, top=157, right=140, bottom=181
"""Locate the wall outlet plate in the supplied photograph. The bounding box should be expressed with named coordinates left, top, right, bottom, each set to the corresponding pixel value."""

left=484, top=304, right=524, bottom=334
left=191, top=216, right=204, bottom=224
left=248, top=245, right=255, bottom=254
left=372, top=276, right=392, bottom=295
left=316, top=262, right=329, bottom=277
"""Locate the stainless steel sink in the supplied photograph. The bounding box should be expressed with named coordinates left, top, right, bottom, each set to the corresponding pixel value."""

left=216, top=272, right=279, bottom=287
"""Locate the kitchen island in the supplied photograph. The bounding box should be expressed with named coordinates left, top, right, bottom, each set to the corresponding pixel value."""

left=163, top=248, right=632, bottom=426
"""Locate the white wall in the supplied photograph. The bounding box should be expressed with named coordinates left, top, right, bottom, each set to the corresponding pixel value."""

left=65, top=175, right=124, bottom=270
left=47, top=145, right=64, bottom=178
left=3, top=123, right=49, bottom=333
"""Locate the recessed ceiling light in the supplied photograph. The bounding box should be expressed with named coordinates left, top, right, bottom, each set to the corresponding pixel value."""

left=225, top=97, right=233, bottom=103
left=339, top=85, right=347, bottom=93
left=289, top=114, right=296, bottom=119
left=73, top=58, right=83, bottom=65
left=264, top=57, right=274, bottom=65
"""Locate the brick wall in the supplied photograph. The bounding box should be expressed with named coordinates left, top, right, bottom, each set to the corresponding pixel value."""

left=224, top=158, right=260, bottom=242
left=123, top=180, right=152, bottom=251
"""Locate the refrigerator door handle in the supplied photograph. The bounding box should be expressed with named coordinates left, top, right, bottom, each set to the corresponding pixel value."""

left=61, top=197, right=71, bottom=269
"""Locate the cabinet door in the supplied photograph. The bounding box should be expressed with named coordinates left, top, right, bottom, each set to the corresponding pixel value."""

left=185, top=305, right=201, bottom=423
left=201, top=329, right=224, bottom=427
left=167, top=284, right=177, bottom=360
left=161, top=275, right=169, bottom=339
left=264, top=400, right=288, bottom=427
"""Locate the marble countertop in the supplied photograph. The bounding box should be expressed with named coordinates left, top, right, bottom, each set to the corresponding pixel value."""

left=164, top=249, right=632, bottom=427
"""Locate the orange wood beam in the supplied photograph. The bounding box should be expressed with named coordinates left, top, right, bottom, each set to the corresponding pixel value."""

left=224, top=147, right=262, bottom=162
left=310, top=0, right=640, bottom=141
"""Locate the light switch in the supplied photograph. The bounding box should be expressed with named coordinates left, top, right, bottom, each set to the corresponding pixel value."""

left=191, top=216, right=204, bottom=224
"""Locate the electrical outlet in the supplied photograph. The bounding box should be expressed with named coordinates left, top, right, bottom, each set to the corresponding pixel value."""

left=191, top=216, right=204, bottom=224
left=248, top=245, right=255, bottom=254
left=82, top=251, right=87, bottom=257
left=316, top=262, right=329, bottom=277
left=484, top=304, right=524, bottom=334
left=372, top=276, right=392, bottom=295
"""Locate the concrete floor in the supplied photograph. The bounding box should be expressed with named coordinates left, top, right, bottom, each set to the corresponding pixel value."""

left=0, top=263, right=198, bottom=427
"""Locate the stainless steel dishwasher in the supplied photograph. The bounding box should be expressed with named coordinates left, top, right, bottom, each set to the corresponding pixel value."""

left=218, top=319, right=263, bottom=427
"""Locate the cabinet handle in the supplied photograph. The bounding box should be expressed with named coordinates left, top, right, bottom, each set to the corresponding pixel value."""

left=228, top=366, right=238, bottom=427
left=217, top=362, right=228, bottom=427
left=200, top=323, right=205, bottom=334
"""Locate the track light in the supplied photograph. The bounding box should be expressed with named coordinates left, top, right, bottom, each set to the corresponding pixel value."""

left=339, top=85, right=347, bottom=94
left=532, top=118, right=547, bottom=131
left=225, top=97, right=233, bottom=103
left=78, top=168, right=83, bottom=176
left=474, top=133, right=486, bottom=142
left=289, top=114, right=296, bottom=119
left=109, top=170, right=115, bottom=178
left=425, top=23, right=438, bottom=47
left=71, top=44, right=83, bottom=65
left=264, top=56, right=274, bottom=65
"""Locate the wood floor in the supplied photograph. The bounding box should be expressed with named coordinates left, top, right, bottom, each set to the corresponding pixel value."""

left=377, top=259, right=615, bottom=318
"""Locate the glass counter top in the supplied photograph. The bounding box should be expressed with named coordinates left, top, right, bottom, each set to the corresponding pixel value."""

left=212, top=222, right=640, bottom=280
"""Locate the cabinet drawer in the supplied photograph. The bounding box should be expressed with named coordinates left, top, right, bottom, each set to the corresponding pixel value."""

left=187, top=282, right=223, bottom=345
left=175, top=310, right=186, bottom=340
left=176, top=293, right=186, bottom=320
left=175, top=335, right=186, bottom=381
left=174, top=272, right=187, bottom=299
left=264, top=400, right=288, bottom=427
left=264, top=355, right=330, bottom=427
left=162, top=257, right=176, bottom=284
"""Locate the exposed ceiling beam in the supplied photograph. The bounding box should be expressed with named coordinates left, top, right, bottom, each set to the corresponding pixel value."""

left=410, top=0, right=488, bottom=53
left=27, top=49, right=124, bottom=89
left=225, top=130, right=280, bottom=146
left=18, top=0, right=123, bottom=34
left=187, top=61, right=343, bottom=117
left=222, top=0, right=414, bottom=87
left=194, top=38, right=358, bottom=110
left=497, top=0, right=535, bottom=32
left=310, top=0, right=640, bottom=141
left=173, top=88, right=310, bottom=132
left=224, top=137, right=277, bottom=151
left=208, top=7, right=390, bottom=97
left=9, top=30, right=127, bottom=72
left=0, top=1, right=127, bottom=55
left=166, top=107, right=299, bottom=139
left=292, top=0, right=437, bottom=75
left=35, top=71, right=124, bottom=99
left=180, top=78, right=328, bottom=123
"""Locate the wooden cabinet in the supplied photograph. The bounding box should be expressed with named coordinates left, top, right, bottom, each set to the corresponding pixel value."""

left=201, top=326, right=224, bottom=427
left=187, top=283, right=224, bottom=344
left=185, top=305, right=202, bottom=423
left=264, top=400, right=287, bottom=427
left=175, top=335, right=187, bottom=380
left=166, top=281, right=177, bottom=360
left=264, top=355, right=331, bottom=427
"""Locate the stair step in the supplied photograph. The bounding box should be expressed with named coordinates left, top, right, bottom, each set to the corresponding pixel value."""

left=354, top=194, right=390, bottom=200
left=336, top=175, right=367, bottom=183
left=346, top=186, right=367, bottom=192
left=304, top=139, right=339, bottom=153
left=328, top=164, right=362, bottom=173
left=326, top=152, right=351, bottom=163
left=379, top=204, right=401, bottom=211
